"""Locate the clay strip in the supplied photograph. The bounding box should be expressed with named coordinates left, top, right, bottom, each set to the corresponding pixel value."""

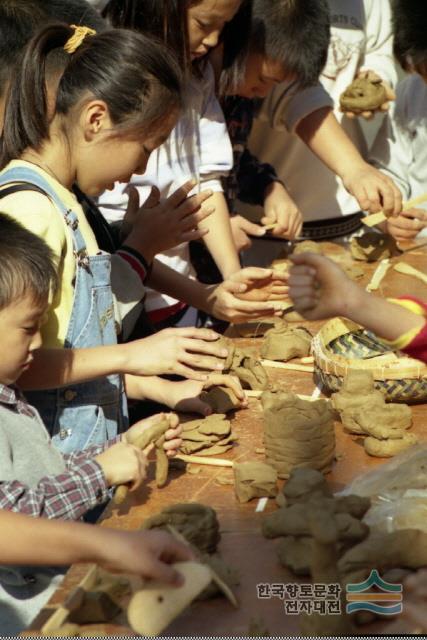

left=363, top=192, right=427, bottom=228
left=260, top=360, right=314, bottom=372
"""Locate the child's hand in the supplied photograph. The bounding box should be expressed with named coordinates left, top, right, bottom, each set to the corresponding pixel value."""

left=341, top=161, right=402, bottom=217
left=386, top=208, right=427, bottom=242
left=95, top=441, right=150, bottom=490
left=101, top=529, right=194, bottom=586
left=230, top=214, right=266, bottom=251
left=288, top=252, right=361, bottom=320
left=262, top=182, right=303, bottom=239
left=123, top=181, right=215, bottom=263
left=343, top=70, right=396, bottom=120
left=122, top=328, right=229, bottom=381
left=205, top=268, right=289, bottom=323
left=168, top=374, right=246, bottom=416
left=124, top=413, right=182, bottom=458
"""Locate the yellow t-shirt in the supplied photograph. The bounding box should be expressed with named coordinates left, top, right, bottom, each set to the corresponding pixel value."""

left=0, top=160, right=100, bottom=347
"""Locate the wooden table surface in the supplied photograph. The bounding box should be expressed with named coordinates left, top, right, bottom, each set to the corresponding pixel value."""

left=27, top=241, right=427, bottom=637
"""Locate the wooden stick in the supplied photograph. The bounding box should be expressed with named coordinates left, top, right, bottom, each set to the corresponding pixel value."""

left=176, top=454, right=234, bottom=467
left=366, top=258, right=390, bottom=292
left=300, top=356, right=315, bottom=364
left=245, top=390, right=321, bottom=402
left=260, top=359, right=314, bottom=372
left=363, top=192, right=427, bottom=228
left=394, top=262, right=427, bottom=285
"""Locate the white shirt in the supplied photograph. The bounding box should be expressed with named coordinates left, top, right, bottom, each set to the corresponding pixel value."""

left=248, top=0, right=397, bottom=221
left=99, top=63, right=232, bottom=312
left=370, top=74, right=427, bottom=238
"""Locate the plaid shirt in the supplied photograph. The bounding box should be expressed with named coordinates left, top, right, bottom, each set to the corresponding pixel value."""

left=0, top=384, right=116, bottom=520
left=222, top=96, right=281, bottom=210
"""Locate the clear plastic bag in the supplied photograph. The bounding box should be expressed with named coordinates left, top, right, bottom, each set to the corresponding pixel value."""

left=338, top=445, right=427, bottom=533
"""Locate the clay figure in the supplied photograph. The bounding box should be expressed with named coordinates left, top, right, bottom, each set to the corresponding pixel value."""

left=216, top=336, right=270, bottom=390
left=233, top=461, right=278, bottom=503
left=340, top=77, right=386, bottom=113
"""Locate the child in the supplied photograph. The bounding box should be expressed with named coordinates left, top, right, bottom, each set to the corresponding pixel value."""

left=247, top=0, right=402, bottom=243
left=100, top=0, right=252, bottom=328
left=217, top=0, right=329, bottom=250
left=0, top=21, right=235, bottom=453
left=0, top=213, right=186, bottom=634
left=288, top=252, right=427, bottom=363
left=370, top=2, right=427, bottom=242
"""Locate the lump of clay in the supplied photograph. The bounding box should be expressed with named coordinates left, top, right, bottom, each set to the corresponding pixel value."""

left=233, top=318, right=280, bottom=338
left=197, top=553, right=240, bottom=601
left=350, top=232, right=400, bottom=262
left=180, top=414, right=235, bottom=456
left=260, top=323, right=312, bottom=361
left=292, top=240, right=323, bottom=255
left=340, top=77, right=386, bottom=113
left=233, top=461, right=278, bottom=503
left=261, top=391, right=335, bottom=478
left=216, top=336, right=270, bottom=390
left=141, top=503, right=220, bottom=554
left=276, top=536, right=313, bottom=576
left=282, top=467, right=331, bottom=505
left=332, top=370, right=415, bottom=457
left=200, top=386, right=241, bottom=414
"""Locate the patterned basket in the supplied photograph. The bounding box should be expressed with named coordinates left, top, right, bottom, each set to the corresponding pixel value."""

left=312, top=318, right=427, bottom=403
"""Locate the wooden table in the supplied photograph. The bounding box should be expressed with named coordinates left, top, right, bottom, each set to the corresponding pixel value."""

left=27, top=242, right=427, bottom=636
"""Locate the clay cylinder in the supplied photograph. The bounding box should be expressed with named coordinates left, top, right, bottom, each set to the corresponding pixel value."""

left=261, top=391, right=336, bottom=479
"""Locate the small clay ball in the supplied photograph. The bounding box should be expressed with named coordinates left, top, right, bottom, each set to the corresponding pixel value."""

left=340, top=77, right=386, bottom=113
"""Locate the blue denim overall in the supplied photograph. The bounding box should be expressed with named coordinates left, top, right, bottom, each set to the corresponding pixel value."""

left=0, top=166, right=128, bottom=453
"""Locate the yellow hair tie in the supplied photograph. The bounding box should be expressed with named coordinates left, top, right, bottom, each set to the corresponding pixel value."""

left=64, top=25, right=96, bottom=54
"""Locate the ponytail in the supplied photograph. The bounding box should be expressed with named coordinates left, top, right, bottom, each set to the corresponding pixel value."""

left=1, top=23, right=183, bottom=166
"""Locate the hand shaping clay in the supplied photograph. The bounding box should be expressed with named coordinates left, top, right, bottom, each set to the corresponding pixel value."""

left=292, top=240, right=323, bottom=255
left=216, top=336, right=270, bottom=390
left=332, top=370, right=416, bottom=456
left=350, top=232, right=400, bottom=262
left=233, top=461, right=278, bottom=503
left=180, top=414, right=235, bottom=455
left=260, top=323, right=312, bottom=362
left=141, top=503, right=220, bottom=553
left=200, top=386, right=241, bottom=413
left=261, top=391, right=336, bottom=478
left=340, top=77, right=386, bottom=113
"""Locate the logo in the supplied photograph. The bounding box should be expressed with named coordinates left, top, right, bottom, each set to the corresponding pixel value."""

left=346, top=570, right=403, bottom=616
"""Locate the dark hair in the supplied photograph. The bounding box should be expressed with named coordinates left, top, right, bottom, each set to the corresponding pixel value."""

left=221, top=0, right=330, bottom=94
left=1, top=23, right=183, bottom=166
left=0, top=0, right=106, bottom=98
left=103, top=0, right=202, bottom=74
left=392, top=0, right=427, bottom=72
left=0, top=213, right=58, bottom=309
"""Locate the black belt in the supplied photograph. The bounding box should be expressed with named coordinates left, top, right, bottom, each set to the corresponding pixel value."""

left=300, top=212, right=363, bottom=240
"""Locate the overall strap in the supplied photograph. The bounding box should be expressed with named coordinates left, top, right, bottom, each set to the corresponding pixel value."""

left=0, top=167, right=88, bottom=259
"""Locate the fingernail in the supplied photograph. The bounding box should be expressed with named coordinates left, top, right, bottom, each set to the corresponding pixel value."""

left=220, top=349, right=228, bottom=357
left=216, top=363, right=224, bottom=370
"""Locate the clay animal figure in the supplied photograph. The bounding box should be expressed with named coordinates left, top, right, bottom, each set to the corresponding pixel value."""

left=340, top=77, right=386, bottom=113
left=350, top=232, right=400, bottom=263
left=200, top=386, right=241, bottom=414
left=233, top=461, right=278, bottom=503
left=261, top=322, right=312, bottom=362
left=332, top=370, right=416, bottom=457
left=217, top=336, right=270, bottom=390
left=261, top=391, right=336, bottom=478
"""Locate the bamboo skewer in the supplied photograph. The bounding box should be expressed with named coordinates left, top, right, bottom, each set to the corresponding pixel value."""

left=363, top=192, right=427, bottom=227
left=245, top=390, right=321, bottom=402
left=176, top=454, right=234, bottom=467
left=366, top=258, right=390, bottom=291
left=394, top=262, right=427, bottom=285
left=260, top=359, right=314, bottom=372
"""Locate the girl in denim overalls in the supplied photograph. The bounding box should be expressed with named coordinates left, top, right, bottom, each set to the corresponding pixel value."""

left=0, top=23, right=183, bottom=453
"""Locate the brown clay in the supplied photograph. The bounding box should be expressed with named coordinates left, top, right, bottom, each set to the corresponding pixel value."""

left=200, top=386, right=241, bottom=413
left=141, top=503, right=220, bottom=554
left=260, top=323, right=312, bottom=362
left=261, top=391, right=335, bottom=478
left=180, top=414, right=235, bottom=456
left=233, top=461, right=278, bottom=503
left=364, top=433, right=418, bottom=457
left=350, top=232, right=400, bottom=262
left=216, top=336, right=270, bottom=390
left=340, top=77, right=386, bottom=113
left=342, top=262, right=365, bottom=280
left=282, top=466, right=331, bottom=505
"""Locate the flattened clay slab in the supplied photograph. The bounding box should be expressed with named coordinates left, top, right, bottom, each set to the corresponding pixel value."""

left=350, top=232, right=399, bottom=262
left=233, top=461, right=278, bottom=503
left=141, top=503, right=220, bottom=553
left=292, top=240, right=323, bottom=255
left=364, top=433, right=418, bottom=457
left=260, top=324, right=312, bottom=362
left=180, top=414, right=235, bottom=455
left=340, top=77, right=386, bottom=112
left=346, top=404, right=412, bottom=439
left=261, top=391, right=335, bottom=478
left=276, top=536, right=313, bottom=576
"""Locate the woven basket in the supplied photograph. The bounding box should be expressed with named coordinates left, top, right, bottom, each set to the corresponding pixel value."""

left=312, top=318, right=427, bottom=403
